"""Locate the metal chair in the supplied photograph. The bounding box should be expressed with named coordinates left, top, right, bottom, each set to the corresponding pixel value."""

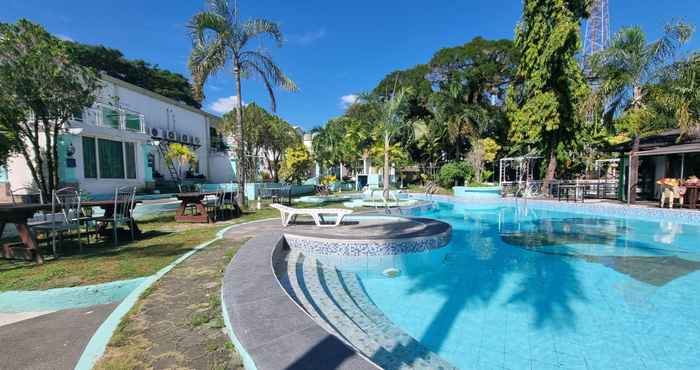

left=221, top=183, right=238, bottom=218
left=107, top=186, right=137, bottom=246
left=31, top=187, right=82, bottom=256
left=10, top=186, right=48, bottom=226
left=202, top=188, right=223, bottom=221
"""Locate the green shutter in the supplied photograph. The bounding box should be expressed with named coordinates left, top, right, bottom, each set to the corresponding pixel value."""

left=82, top=137, right=97, bottom=178
left=125, top=142, right=136, bottom=179
left=98, top=139, right=124, bottom=178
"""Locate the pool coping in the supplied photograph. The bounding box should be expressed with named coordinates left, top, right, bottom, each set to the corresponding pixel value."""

left=222, top=231, right=379, bottom=370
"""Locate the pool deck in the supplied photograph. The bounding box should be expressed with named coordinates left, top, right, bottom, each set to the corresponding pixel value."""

left=222, top=224, right=378, bottom=370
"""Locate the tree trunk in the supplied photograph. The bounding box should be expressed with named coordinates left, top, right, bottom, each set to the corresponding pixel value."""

left=383, top=132, right=390, bottom=200
left=234, top=65, right=246, bottom=207
left=543, top=146, right=557, bottom=196
left=628, top=134, right=641, bottom=204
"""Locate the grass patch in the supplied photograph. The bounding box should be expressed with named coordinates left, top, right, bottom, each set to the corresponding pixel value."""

left=0, top=207, right=277, bottom=291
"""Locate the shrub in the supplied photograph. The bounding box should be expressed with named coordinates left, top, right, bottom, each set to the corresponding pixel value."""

left=438, top=162, right=474, bottom=188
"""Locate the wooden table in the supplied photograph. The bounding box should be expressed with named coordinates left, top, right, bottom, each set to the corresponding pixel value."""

left=0, top=200, right=140, bottom=263
left=175, top=192, right=219, bottom=223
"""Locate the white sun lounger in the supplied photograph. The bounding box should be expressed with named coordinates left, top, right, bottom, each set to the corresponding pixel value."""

left=270, top=204, right=353, bottom=227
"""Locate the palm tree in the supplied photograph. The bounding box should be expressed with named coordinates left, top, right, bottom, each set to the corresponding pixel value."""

left=188, top=0, right=298, bottom=206
left=587, top=21, right=692, bottom=203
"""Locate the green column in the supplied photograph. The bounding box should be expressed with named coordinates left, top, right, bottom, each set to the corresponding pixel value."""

left=143, top=144, right=154, bottom=182
left=58, top=134, right=77, bottom=183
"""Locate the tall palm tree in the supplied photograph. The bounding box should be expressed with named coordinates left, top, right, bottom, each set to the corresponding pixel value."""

left=587, top=21, right=692, bottom=203
left=188, top=0, right=298, bottom=205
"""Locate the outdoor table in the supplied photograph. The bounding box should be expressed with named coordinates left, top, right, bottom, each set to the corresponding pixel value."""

left=0, top=199, right=141, bottom=263
left=174, top=192, right=220, bottom=223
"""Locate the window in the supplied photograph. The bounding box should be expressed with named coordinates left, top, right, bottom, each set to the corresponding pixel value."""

left=125, top=113, right=141, bottom=131
left=82, top=137, right=97, bottom=178
left=98, top=138, right=124, bottom=178
left=102, top=107, right=120, bottom=129
left=125, top=142, right=136, bottom=179
left=72, top=111, right=84, bottom=122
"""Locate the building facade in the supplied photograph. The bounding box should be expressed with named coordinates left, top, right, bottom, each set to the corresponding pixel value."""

left=1, top=74, right=232, bottom=199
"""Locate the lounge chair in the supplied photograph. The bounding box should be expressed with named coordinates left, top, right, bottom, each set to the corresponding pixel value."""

left=270, top=204, right=353, bottom=227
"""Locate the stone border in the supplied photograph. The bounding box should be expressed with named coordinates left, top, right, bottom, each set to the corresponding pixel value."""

left=74, top=218, right=276, bottom=370
left=222, top=232, right=378, bottom=370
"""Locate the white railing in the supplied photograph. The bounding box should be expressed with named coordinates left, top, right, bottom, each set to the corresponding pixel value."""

left=76, top=102, right=146, bottom=134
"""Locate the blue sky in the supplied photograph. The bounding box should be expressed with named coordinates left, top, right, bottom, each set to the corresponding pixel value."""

left=3, top=0, right=700, bottom=130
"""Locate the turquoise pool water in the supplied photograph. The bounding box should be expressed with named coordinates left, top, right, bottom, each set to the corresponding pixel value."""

left=356, top=203, right=700, bottom=369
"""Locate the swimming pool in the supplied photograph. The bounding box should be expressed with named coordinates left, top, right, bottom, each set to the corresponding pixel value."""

left=353, top=202, right=700, bottom=369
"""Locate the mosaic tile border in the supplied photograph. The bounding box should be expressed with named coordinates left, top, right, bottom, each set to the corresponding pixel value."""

left=283, top=227, right=451, bottom=256
left=408, top=193, right=700, bottom=226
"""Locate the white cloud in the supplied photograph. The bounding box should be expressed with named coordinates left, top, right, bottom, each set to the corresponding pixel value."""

left=339, top=94, right=358, bottom=109
left=55, top=33, right=74, bottom=42
left=289, top=28, right=326, bottom=46
left=209, top=96, right=245, bottom=114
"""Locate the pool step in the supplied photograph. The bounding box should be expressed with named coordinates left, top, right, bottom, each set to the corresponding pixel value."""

left=283, top=251, right=456, bottom=370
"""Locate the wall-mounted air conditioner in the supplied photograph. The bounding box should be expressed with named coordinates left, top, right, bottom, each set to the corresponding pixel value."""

left=150, top=127, right=166, bottom=138
left=167, top=130, right=178, bottom=141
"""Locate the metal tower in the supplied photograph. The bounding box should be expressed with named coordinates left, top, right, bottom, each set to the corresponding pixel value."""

left=583, top=0, right=611, bottom=57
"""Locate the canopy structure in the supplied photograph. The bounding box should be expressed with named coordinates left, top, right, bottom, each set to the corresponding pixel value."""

left=499, top=156, right=542, bottom=185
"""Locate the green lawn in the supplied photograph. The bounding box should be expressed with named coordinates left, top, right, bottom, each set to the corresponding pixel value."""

left=0, top=207, right=278, bottom=292
left=0, top=199, right=363, bottom=292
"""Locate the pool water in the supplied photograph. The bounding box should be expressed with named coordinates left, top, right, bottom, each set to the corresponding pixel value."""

left=356, top=203, right=700, bottom=369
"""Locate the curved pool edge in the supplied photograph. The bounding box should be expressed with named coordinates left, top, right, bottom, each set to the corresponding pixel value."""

left=222, top=231, right=379, bottom=370
left=73, top=218, right=277, bottom=370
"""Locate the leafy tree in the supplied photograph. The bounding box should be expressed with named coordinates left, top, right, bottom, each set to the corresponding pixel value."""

left=0, top=94, right=21, bottom=164
left=438, top=161, right=474, bottom=188
left=367, top=88, right=410, bottom=197
left=0, top=19, right=99, bottom=196
left=466, top=138, right=501, bottom=183
left=164, top=143, right=196, bottom=183
left=586, top=22, right=692, bottom=202
left=188, top=0, right=298, bottom=205
left=506, top=0, right=590, bottom=193
left=280, top=145, right=312, bottom=184
left=66, top=43, right=201, bottom=108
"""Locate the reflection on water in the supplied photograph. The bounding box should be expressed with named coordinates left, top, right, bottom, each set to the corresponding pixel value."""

left=500, top=217, right=700, bottom=286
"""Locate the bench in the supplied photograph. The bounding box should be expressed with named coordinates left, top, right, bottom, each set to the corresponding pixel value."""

left=270, top=204, right=353, bottom=227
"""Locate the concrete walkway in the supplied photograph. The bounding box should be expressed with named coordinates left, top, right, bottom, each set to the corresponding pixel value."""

left=0, top=303, right=118, bottom=370
left=222, top=221, right=377, bottom=370
left=94, top=220, right=283, bottom=370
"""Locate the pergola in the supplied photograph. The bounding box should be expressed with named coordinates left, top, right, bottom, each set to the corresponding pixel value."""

left=499, top=156, right=542, bottom=185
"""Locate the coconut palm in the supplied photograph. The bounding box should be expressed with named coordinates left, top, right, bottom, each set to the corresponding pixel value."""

left=587, top=21, right=692, bottom=203
left=188, top=0, right=298, bottom=205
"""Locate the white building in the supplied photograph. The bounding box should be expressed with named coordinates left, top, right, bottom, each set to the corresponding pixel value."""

left=1, top=74, right=233, bottom=199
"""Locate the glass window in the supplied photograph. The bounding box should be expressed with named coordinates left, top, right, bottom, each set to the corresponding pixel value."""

left=102, top=107, right=120, bottom=129
left=82, top=137, right=97, bottom=178
left=125, top=142, right=136, bottom=179
left=98, top=138, right=124, bottom=178
left=125, top=113, right=141, bottom=131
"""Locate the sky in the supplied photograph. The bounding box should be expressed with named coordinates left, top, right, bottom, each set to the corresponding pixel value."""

left=3, top=0, right=700, bottom=130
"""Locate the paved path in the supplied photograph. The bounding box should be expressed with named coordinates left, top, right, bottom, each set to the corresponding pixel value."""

left=95, top=219, right=281, bottom=370
left=0, top=303, right=118, bottom=370
left=223, top=221, right=377, bottom=370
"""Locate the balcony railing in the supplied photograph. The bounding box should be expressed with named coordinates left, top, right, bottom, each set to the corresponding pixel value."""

left=74, top=102, right=146, bottom=134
